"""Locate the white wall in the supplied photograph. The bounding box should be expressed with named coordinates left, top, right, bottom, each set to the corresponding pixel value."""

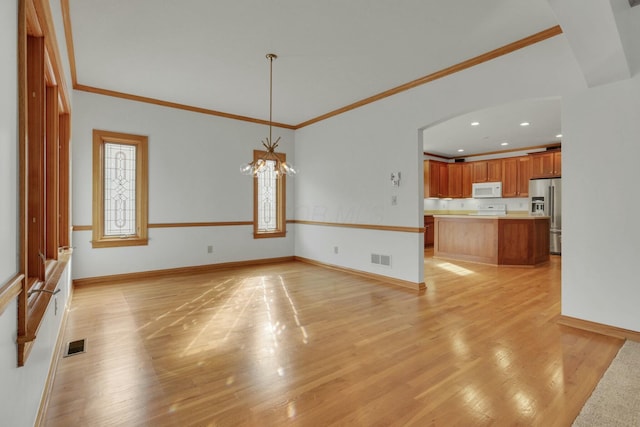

left=0, top=264, right=71, bottom=427
left=71, top=91, right=295, bottom=279
left=562, top=73, right=640, bottom=331
left=1, top=1, right=73, bottom=425
left=294, top=35, right=586, bottom=284
left=0, top=0, right=18, bottom=288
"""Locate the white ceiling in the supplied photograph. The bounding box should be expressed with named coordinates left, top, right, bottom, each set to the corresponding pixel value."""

left=68, top=0, right=559, bottom=126
left=64, top=1, right=635, bottom=157
left=422, top=97, right=562, bottom=158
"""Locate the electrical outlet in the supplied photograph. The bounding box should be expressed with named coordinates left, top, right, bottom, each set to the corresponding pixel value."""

left=207, top=245, right=213, bottom=254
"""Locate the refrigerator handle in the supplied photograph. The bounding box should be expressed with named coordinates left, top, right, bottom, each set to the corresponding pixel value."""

left=549, top=185, right=554, bottom=225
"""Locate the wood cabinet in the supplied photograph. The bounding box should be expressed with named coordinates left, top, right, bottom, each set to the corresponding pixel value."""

left=472, top=161, right=488, bottom=183
left=530, top=150, right=561, bottom=178
left=425, top=150, right=558, bottom=199
left=433, top=215, right=550, bottom=266
left=424, top=215, right=434, bottom=247
left=502, top=156, right=531, bottom=198
left=448, top=163, right=463, bottom=198
left=487, top=159, right=503, bottom=182
left=424, top=160, right=449, bottom=198
left=472, top=159, right=502, bottom=183
left=462, top=162, right=473, bottom=198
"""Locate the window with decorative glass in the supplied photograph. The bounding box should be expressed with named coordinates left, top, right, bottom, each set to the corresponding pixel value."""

left=253, top=150, right=286, bottom=238
left=92, top=130, right=148, bottom=248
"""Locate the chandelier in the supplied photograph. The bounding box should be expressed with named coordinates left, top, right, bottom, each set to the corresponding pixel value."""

left=240, top=53, right=296, bottom=177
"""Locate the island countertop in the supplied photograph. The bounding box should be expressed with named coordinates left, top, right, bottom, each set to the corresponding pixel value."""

left=433, top=215, right=550, bottom=266
left=432, top=214, right=550, bottom=220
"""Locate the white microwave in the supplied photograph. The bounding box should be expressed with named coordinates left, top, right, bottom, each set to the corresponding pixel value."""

left=472, top=182, right=502, bottom=198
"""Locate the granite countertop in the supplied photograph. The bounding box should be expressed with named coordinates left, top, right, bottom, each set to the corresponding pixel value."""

left=430, top=213, right=550, bottom=219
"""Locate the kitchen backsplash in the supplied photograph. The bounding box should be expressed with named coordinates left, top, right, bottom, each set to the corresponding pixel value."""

left=424, top=197, right=529, bottom=213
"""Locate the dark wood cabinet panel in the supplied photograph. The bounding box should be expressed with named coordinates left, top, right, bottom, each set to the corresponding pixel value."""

left=424, top=215, right=434, bottom=247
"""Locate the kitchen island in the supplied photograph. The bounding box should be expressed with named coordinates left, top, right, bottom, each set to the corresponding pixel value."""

left=433, top=215, right=550, bottom=267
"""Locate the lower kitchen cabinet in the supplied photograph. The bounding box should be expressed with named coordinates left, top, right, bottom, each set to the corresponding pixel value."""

left=424, top=215, right=434, bottom=247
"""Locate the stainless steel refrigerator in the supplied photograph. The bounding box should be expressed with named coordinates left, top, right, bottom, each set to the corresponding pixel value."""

left=529, top=178, right=561, bottom=254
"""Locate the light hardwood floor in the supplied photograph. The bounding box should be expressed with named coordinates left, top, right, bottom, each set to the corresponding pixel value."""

left=43, top=252, right=622, bottom=426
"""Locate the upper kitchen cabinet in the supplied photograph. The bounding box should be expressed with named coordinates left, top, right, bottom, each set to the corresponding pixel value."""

left=462, top=163, right=473, bottom=198
left=472, top=159, right=503, bottom=183
left=448, top=163, right=463, bottom=198
left=502, top=156, right=531, bottom=197
left=530, top=150, right=561, bottom=178
left=424, top=160, right=449, bottom=198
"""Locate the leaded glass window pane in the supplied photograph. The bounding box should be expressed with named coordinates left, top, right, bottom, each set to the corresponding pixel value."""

left=257, top=159, right=277, bottom=231
left=104, top=142, right=137, bottom=236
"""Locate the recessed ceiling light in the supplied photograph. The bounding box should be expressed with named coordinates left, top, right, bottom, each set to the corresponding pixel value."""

left=471, top=122, right=480, bottom=126
left=556, top=134, right=563, bottom=138
left=520, top=122, right=530, bottom=127
left=500, top=142, right=509, bottom=146
left=457, top=149, right=464, bottom=152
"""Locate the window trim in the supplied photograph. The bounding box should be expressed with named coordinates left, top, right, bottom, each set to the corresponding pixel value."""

left=253, top=150, right=286, bottom=239
left=92, top=129, right=149, bottom=248
left=18, top=0, right=72, bottom=366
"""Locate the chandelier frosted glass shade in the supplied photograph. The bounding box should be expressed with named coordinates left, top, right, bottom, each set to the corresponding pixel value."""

left=241, top=53, right=296, bottom=177
left=240, top=136, right=297, bottom=176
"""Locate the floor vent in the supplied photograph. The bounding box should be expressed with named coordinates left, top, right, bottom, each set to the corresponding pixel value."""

left=64, top=339, right=86, bottom=357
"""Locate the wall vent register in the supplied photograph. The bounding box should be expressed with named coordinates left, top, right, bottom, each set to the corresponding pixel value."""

left=371, top=253, right=392, bottom=267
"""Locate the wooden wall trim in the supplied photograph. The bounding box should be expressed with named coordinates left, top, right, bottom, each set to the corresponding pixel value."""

left=557, top=315, right=640, bottom=342
left=31, top=0, right=70, bottom=113
left=59, top=0, right=561, bottom=131
left=149, top=221, right=253, bottom=228
left=295, top=26, right=563, bottom=129
left=0, top=274, right=25, bottom=316
left=60, top=0, right=76, bottom=86
left=73, top=256, right=296, bottom=287
left=73, top=221, right=254, bottom=231
left=74, top=84, right=296, bottom=130
left=25, top=0, right=42, bottom=36
left=72, top=256, right=424, bottom=293
left=425, top=143, right=561, bottom=161
left=74, top=221, right=425, bottom=233
left=295, top=256, right=425, bottom=292
left=293, top=220, right=424, bottom=234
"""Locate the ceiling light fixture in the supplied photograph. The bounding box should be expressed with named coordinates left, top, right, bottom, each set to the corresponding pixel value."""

left=471, top=122, right=480, bottom=126
left=501, top=142, right=509, bottom=146
left=240, top=54, right=296, bottom=177
left=457, top=149, right=464, bottom=152
left=520, top=122, right=530, bottom=127
left=556, top=134, right=563, bottom=138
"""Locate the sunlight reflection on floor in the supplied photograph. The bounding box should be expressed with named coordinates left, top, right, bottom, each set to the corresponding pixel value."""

left=435, top=261, right=475, bottom=276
